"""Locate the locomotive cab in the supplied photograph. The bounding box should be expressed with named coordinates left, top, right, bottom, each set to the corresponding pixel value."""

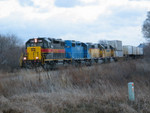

left=21, top=38, right=49, bottom=67
left=21, top=37, right=66, bottom=68
left=25, top=38, right=48, bottom=61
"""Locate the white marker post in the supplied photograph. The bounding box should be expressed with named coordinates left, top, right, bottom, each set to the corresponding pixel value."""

left=128, top=82, right=135, bottom=101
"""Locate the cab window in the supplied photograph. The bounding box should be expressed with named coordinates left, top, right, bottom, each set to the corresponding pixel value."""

left=26, top=43, right=30, bottom=48
left=43, top=43, right=48, bottom=48
left=72, top=43, right=75, bottom=47
left=36, top=43, right=43, bottom=47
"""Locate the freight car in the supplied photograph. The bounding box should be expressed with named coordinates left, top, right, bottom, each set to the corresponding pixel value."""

left=123, top=45, right=143, bottom=58
left=20, top=37, right=143, bottom=69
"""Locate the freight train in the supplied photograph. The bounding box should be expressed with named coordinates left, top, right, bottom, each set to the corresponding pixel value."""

left=20, top=37, right=143, bottom=69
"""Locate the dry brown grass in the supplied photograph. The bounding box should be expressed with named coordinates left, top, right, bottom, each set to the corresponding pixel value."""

left=0, top=59, right=150, bottom=113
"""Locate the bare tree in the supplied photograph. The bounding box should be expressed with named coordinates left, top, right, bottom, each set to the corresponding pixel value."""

left=142, top=11, right=150, bottom=41
left=0, top=34, right=23, bottom=71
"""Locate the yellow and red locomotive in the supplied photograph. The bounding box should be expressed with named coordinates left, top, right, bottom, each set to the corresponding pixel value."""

left=20, top=38, right=66, bottom=68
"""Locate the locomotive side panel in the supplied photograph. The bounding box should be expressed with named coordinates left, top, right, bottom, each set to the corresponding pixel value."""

left=65, top=40, right=73, bottom=59
left=65, top=41, right=85, bottom=59
left=89, top=48, right=100, bottom=58
left=51, top=39, right=65, bottom=60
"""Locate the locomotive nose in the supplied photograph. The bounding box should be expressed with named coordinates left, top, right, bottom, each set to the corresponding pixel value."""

left=27, top=47, right=42, bottom=60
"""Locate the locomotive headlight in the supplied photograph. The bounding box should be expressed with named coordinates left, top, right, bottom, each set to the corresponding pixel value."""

left=34, top=38, right=37, bottom=43
left=23, top=57, right=27, bottom=60
left=36, top=57, right=39, bottom=60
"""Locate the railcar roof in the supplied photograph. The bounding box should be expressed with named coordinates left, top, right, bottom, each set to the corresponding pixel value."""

left=26, top=37, right=65, bottom=43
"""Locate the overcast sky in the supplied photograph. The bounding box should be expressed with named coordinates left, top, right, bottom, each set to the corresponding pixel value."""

left=0, top=0, right=150, bottom=46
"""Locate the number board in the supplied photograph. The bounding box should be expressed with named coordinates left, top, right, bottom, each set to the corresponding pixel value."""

left=31, top=48, right=36, bottom=51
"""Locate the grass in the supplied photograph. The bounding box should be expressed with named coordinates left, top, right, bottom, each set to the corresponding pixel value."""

left=0, top=58, right=150, bottom=113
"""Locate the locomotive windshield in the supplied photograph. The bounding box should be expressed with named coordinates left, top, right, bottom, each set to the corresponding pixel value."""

left=26, top=39, right=48, bottom=48
left=26, top=42, right=43, bottom=48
